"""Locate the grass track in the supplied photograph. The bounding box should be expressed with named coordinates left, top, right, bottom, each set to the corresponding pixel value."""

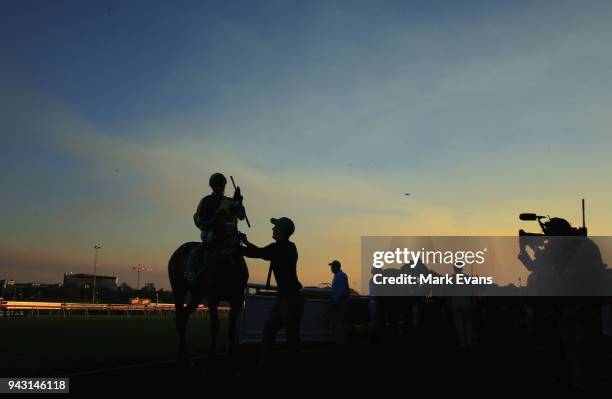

left=1, top=314, right=228, bottom=375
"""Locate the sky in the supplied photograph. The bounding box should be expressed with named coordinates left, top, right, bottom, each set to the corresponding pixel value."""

left=2, top=0, right=612, bottom=292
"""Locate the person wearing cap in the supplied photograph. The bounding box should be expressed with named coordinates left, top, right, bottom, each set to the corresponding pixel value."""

left=329, top=260, right=350, bottom=346
left=239, top=217, right=303, bottom=379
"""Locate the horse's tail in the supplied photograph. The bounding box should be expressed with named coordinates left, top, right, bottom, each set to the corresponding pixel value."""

left=168, top=242, right=199, bottom=313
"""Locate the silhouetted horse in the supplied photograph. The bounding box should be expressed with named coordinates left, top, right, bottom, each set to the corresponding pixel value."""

left=168, top=238, right=248, bottom=366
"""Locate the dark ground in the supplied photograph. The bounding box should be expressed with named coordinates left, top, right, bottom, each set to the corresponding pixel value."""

left=65, top=328, right=612, bottom=395
left=7, top=301, right=612, bottom=395
left=0, top=314, right=223, bottom=376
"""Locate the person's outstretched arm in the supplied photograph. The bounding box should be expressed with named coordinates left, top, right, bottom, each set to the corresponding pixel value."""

left=239, top=234, right=273, bottom=260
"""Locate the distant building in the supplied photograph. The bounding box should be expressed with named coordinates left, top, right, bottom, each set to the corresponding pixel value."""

left=0, top=279, right=15, bottom=298
left=63, top=273, right=118, bottom=290
left=14, top=282, right=61, bottom=290
left=118, top=282, right=131, bottom=291
left=1, top=281, right=62, bottom=300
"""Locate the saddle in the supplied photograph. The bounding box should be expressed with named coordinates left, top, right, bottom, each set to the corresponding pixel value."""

left=184, top=237, right=240, bottom=282
left=186, top=196, right=241, bottom=281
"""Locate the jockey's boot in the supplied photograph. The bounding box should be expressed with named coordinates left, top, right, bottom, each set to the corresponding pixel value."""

left=185, top=243, right=206, bottom=281
left=196, top=244, right=208, bottom=276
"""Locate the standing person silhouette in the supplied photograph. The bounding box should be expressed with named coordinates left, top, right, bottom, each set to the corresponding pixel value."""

left=239, top=217, right=303, bottom=381
left=329, top=260, right=350, bottom=346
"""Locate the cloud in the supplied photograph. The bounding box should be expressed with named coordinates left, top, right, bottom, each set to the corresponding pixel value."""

left=3, top=87, right=612, bottom=292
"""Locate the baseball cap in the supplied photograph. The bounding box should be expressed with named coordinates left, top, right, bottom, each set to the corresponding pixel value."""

left=270, top=217, right=295, bottom=236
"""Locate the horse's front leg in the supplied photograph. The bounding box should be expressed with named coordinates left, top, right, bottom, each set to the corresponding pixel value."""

left=227, top=301, right=242, bottom=357
left=226, top=302, right=243, bottom=378
left=208, top=300, right=220, bottom=359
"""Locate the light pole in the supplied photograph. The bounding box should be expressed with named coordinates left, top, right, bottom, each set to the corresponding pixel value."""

left=92, top=245, right=101, bottom=303
left=132, top=265, right=150, bottom=291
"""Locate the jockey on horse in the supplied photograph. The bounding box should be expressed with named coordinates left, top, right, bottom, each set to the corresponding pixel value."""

left=168, top=172, right=249, bottom=366
left=186, top=172, right=245, bottom=280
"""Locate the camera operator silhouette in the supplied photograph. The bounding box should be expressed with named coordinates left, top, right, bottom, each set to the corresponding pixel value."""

left=517, top=210, right=608, bottom=390
left=518, top=216, right=606, bottom=296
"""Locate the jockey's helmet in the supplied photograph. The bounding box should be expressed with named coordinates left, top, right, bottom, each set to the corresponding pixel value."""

left=209, top=173, right=227, bottom=188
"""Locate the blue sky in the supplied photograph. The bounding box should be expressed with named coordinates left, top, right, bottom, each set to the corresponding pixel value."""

left=2, top=1, right=612, bottom=290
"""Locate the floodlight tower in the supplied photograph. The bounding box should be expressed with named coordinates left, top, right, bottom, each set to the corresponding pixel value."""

left=132, top=265, right=151, bottom=290
left=92, top=245, right=101, bottom=303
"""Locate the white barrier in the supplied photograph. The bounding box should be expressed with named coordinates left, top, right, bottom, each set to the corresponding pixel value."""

left=0, top=301, right=228, bottom=318
left=238, top=284, right=334, bottom=344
